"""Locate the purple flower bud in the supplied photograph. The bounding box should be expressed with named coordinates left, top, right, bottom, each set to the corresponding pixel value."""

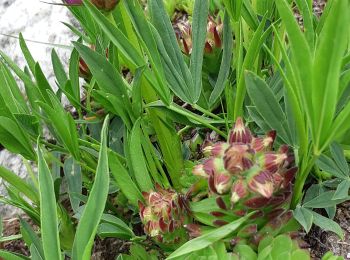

left=231, top=179, right=248, bottom=204
left=247, top=168, right=274, bottom=198
left=203, top=142, right=229, bottom=157
left=224, top=144, right=254, bottom=174
left=229, top=117, right=252, bottom=144
left=213, top=171, right=232, bottom=194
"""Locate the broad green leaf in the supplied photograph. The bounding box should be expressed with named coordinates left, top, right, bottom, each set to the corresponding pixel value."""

left=245, top=71, right=291, bottom=143
left=303, top=191, right=349, bottom=208
left=332, top=180, right=350, bottom=200
left=312, top=211, right=344, bottom=239
left=129, top=119, right=153, bottom=191
left=72, top=116, right=110, bottom=260
left=0, top=116, right=35, bottom=160
left=37, top=141, right=62, bottom=260
left=189, top=0, right=209, bottom=102
left=167, top=213, right=252, bottom=259
left=209, top=12, right=233, bottom=106
left=108, top=150, right=143, bottom=206
left=293, top=206, right=313, bottom=232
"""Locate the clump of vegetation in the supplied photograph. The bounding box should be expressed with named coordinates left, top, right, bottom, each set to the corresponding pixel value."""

left=0, top=0, right=349, bottom=259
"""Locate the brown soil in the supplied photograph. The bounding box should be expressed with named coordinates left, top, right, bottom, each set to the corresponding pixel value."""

left=305, top=202, right=350, bottom=259
left=1, top=216, right=130, bottom=260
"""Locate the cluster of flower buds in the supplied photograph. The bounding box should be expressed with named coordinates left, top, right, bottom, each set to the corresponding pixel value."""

left=64, top=0, right=119, bottom=12
left=193, top=117, right=296, bottom=205
left=138, top=184, right=190, bottom=244
left=176, top=16, right=223, bottom=55
left=187, top=118, right=298, bottom=245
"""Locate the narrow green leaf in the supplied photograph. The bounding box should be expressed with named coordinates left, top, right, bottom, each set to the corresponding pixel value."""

left=51, top=49, right=68, bottom=89
left=234, top=16, right=268, bottom=118
left=69, top=47, right=80, bottom=102
left=167, top=213, right=252, bottom=259
left=19, top=33, right=36, bottom=75
left=0, top=250, right=30, bottom=260
left=313, top=0, right=349, bottom=148
left=330, top=142, right=349, bottom=175
left=83, top=0, right=144, bottom=67
left=0, top=166, right=38, bottom=203
left=37, top=141, right=62, bottom=260
left=0, top=64, right=28, bottom=114
left=73, top=42, right=133, bottom=119
left=72, top=116, right=110, bottom=259
left=209, top=12, right=233, bottom=106
left=20, top=218, right=44, bottom=258
left=129, top=119, right=153, bottom=192
left=189, top=0, right=209, bottom=102
left=108, top=151, right=143, bottom=207
left=123, top=0, right=170, bottom=103
left=64, top=157, right=82, bottom=212
left=275, top=0, right=313, bottom=137
left=316, top=155, right=346, bottom=179
left=149, top=0, right=194, bottom=103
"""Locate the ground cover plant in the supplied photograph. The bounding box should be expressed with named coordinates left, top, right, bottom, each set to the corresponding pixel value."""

left=0, top=0, right=349, bottom=259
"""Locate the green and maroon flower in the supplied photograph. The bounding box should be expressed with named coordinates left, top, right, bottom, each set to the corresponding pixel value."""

left=190, top=117, right=298, bottom=245
left=138, top=184, right=189, bottom=244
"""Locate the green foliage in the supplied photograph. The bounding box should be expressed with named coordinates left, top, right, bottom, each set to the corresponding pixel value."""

left=0, top=0, right=349, bottom=259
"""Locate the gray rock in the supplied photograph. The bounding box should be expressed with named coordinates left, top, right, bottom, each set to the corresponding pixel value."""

left=0, top=0, right=76, bottom=217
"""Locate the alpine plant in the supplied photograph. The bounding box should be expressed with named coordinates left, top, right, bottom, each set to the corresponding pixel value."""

left=190, top=118, right=298, bottom=245
left=176, top=16, right=223, bottom=74
left=138, top=184, right=190, bottom=247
